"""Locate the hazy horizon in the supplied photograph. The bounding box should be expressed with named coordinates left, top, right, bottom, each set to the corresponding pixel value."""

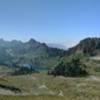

left=0, top=36, right=99, bottom=49
left=0, top=0, right=100, bottom=48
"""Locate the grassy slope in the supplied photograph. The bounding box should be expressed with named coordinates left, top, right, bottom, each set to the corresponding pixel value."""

left=0, top=96, right=64, bottom=100
left=0, top=65, right=15, bottom=75
left=0, top=74, right=100, bottom=100
left=0, top=57, right=100, bottom=100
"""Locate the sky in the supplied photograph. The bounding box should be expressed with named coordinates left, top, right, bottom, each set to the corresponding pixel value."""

left=0, top=0, right=100, bottom=48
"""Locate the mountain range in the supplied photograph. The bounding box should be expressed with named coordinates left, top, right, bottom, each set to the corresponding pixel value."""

left=0, top=37, right=100, bottom=69
left=0, top=38, right=66, bottom=68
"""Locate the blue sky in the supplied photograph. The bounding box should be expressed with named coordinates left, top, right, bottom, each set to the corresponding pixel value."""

left=0, top=0, right=100, bottom=48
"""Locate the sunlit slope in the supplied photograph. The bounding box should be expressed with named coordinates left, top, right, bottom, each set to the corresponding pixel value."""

left=0, top=74, right=100, bottom=100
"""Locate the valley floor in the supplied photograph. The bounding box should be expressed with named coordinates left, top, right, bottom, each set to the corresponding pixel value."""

left=0, top=74, right=100, bottom=100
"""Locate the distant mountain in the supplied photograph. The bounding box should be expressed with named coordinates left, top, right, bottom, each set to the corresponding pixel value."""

left=67, top=37, right=100, bottom=56
left=47, top=43, right=66, bottom=49
left=1, top=37, right=100, bottom=69
left=0, top=38, right=66, bottom=68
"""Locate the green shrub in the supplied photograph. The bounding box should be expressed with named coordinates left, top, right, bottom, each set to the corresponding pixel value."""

left=50, top=55, right=88, bottom=77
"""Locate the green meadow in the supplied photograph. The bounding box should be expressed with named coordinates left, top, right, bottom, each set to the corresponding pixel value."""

left=0, top=73, right=100, bottom=100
